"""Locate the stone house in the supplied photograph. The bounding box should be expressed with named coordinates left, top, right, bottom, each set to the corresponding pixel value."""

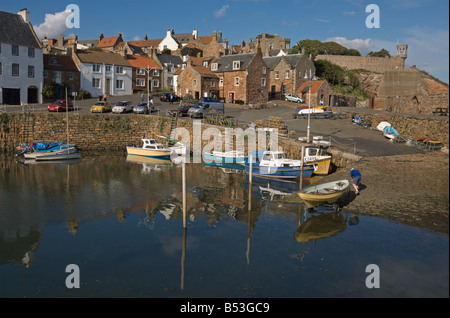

left=212, top=48, right=268, bottom=104
left=155, top=53, right=182, bottom=90
left=126, top=54, right=162, bottom=94
left=43, top=54, right=80, bottom=98
left=263, top=53, right=316, bottom=100
left=0, top=9, right=43, bottom=105
left=296, top=80, right=334, bottom=106
left=176, top=57, right=219, bottom=99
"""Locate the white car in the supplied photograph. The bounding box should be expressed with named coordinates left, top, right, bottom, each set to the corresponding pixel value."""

left=112, top=101, right=133, bottom=114
left=285, top=94, right=305, bottom=103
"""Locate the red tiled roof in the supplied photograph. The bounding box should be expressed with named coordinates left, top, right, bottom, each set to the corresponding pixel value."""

left=296, top=80, right=326, bottom=95
left=197, top=36, right=212, bottom=45
left=97, top=36, right=120, bottom=48
left=126, top=55, right=161, bottom=70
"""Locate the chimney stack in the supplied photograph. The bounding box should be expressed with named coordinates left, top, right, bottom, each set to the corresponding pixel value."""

left=18, top=8, right=30, bottom=24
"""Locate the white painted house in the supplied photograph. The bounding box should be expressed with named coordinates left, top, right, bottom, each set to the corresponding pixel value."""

left=0, top=9, right=43, bottom=105
left=71, top=48, right=132, bottom=97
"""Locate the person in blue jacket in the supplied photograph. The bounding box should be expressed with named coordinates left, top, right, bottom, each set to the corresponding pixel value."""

left=351, top=168, right=361, bottom=195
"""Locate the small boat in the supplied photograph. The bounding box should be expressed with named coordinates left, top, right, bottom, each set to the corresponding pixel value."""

left=203, top=150, right=247, bottom=164
left=126, top=139, right=173, bottom=159
left=19, top=141, right=77, bottom=159
left=34, top=151, right=81, bottom=161
left=245, top=150, right=317, bottom=179
left=156, top=135, right=188, bottom=156
left=303, top=145, right=332, bottom=175
left=383, top=126, right=399, bottom=140
left=297, top=179, right=349, bottom=208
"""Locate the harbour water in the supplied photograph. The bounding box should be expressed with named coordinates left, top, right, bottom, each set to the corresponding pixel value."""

left=0, top=154, right=448, bottom=298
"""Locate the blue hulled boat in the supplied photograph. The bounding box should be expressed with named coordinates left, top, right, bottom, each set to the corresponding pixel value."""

left=245, top=150, right=316, bottom=179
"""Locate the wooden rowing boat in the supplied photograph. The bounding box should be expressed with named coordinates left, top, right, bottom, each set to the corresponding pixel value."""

left=297, top=179, right=349, bottom=208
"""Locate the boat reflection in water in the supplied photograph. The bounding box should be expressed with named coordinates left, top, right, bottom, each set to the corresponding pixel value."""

left=126, top=154, right=173, bottom=173
left=294, top=210, right=348, bottom=244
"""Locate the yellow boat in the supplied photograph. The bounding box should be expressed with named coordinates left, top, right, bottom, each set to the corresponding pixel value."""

left=297, top=179, right=349, bottom=208
left=304, top=146, right=332, bottom=175
left=126, top=139, right=173, bottom=159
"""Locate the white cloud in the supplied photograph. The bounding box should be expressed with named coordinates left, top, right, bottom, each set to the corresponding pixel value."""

left=214, top=5, right=230, bottom=18
left=33, top=10, right=71, bottom=39
left=325, top=37, right=375, bottom=55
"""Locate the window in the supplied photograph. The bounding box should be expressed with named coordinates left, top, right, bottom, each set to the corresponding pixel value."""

left=219, top=78, right=223, bottom=86
left=261, top=78, right=266, bottom=87
left=43, top=70, right=48, bottom=78
left=93, top=64, right=101, bottom=73
left=28, top=47, right=35, bottom=58
left=137, top=79, right=145, bottom=86
left=285, top=70, right=290, bottom=79
left=92, top=78, right=101, bottom=88
left=275, top=71, right=279, bottom=79
left=12, top=63, right=19, bottom=76
left=116, top=79, right=124, bottom=89
left=68, top=72, right=74, bottom=81
left=153, top=69, right=159, bottom=76
left=262, top=67, right=266, bottom=75
left=167, top=64, right=173, bottom=73
left=234, top=77, right=239, bottom=86
left=232, top=61, right=240, bottom=70
left=116, top=66, right=124, bottom=74
left=28, top=65, right=34, bottom=78
left=105, top=65, right=112, bottom=72
left=137, top=68, right=145, bottom=75
left=211, top=80, right=216, bottom=87
left=211, top=63, right=218, bottom=71
left=203, top=61, right=209, bottom=67
left=193, top=79, right=197, bottom=87
left=153, top=80, right=159, bottom=88
left=181, top=64, right=186, bottom=70
left=12, top=45, right=19, bottom=56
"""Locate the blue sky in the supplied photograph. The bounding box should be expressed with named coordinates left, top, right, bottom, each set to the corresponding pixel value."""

left=1, top=0, right=449, bottom=82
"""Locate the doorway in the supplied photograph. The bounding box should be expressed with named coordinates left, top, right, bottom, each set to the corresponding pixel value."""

left=2, top=88, right=21, bottom=105
left=27, top=86, right=39, bottom=104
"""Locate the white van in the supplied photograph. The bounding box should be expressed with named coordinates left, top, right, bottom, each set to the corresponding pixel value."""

left=188, top=101, right=224, bottom=118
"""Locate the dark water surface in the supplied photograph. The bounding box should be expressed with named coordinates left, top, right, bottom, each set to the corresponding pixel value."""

left=0, top=154, right=448, bottom=298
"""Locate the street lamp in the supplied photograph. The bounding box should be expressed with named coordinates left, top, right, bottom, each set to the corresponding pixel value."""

left=143, top=65, right=155, bottom=107
left=306, top=69, right=312, bottom=143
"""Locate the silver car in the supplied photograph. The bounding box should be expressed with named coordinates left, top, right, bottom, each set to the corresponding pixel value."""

left=285, top=94, right=305, bottom=103
left=112, top=101, right=133, bottom=114
left=133, top=102, right=154, bottom=114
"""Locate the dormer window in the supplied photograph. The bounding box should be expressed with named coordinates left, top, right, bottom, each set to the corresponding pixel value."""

left=232, top=61, right=240, bottom=70
left=211, top=63, right=218, bottom=71
left=203, top=61, right=209, bottom=67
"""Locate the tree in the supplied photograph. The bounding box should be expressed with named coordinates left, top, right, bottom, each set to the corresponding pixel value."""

left=292, top=39, right=361, bottom=57
left=367, top=48, right=390, bottom=57
left=314, top=60, right=346, bottom=86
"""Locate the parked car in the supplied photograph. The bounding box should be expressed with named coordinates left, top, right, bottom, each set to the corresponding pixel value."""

left=188, top=101, right=224, bottom=118
left=160, top=93, right=180, bottom=102
left=168, top=105, right=192, bottom=117
left=112, top=101, right=133, bottom=114
left=133, top=102, right=155, bottom=114
left=198, top=97, right=220, bottom=103
left=285, top=94, right=304, bottom=103
left=90, top=101, right=112, bottom=113
left=47, top=100, right=73, bottom=112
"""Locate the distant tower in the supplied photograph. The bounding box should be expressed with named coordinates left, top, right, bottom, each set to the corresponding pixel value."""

left=396, top=44, right=408, bottom=69
left=396, top=44, right=408, bottom=60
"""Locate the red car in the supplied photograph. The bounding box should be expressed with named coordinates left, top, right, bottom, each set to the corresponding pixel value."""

left=47, top=100, right=74, bottom=112
left=168, top=105, right=192, bottom=117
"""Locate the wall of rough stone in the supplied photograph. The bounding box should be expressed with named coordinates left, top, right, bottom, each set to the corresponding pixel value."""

left=373, top=93, right=449, bottom=115
left=315, top=54, right=404, bottom=73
